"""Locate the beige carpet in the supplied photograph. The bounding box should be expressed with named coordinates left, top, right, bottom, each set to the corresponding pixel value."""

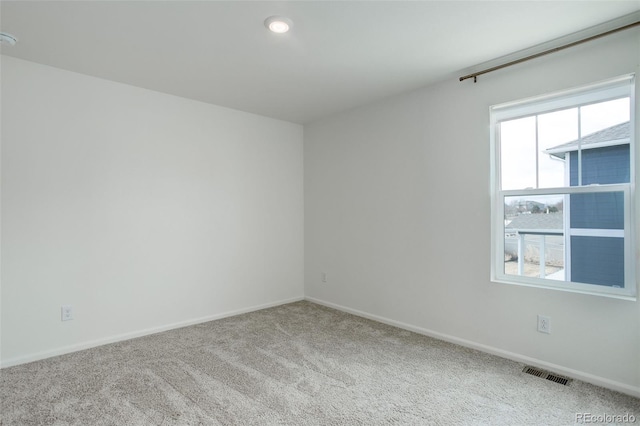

left=1, top=301, right=639, bottom=425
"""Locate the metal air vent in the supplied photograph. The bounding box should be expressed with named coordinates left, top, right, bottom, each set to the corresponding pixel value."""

left=522, top=366, right=572, bottom=386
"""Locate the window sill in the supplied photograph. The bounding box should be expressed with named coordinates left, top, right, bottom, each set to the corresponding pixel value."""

left=491, top=277, right=637, bottom=301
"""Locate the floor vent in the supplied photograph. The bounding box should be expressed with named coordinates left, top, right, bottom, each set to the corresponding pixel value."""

left=522, top=366, right=572, bottom=386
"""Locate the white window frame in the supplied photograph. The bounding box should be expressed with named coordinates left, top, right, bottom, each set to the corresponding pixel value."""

left=490, top=74, right=637, bottom=299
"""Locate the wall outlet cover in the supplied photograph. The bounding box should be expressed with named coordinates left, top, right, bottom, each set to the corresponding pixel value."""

left=61, top=305, right=74, bottom=321
left=537, top=315, right=550, bottom=334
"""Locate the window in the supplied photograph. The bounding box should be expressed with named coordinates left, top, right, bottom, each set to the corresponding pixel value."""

left=490, top=75, right=636, bottom=298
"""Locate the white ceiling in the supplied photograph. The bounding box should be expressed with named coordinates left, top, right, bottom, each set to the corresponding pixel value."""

left=1, top=1, right=639, bottom=124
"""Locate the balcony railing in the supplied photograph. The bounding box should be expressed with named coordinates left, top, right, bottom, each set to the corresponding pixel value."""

left=505, top=229, right=564, bottom=279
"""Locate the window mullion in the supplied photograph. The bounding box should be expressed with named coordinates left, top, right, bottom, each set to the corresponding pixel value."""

left=535, top=115, right=539, bottom=189
left=577, top=107, right=582, bottom=186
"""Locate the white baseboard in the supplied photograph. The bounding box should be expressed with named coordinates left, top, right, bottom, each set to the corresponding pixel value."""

left=1, top=296, right=304, bottom=369
left=305, top=296, right=640, bottom=399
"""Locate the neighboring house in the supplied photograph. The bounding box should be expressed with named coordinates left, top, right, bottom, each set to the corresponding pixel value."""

left=543, top=121, right=630, bottom=287
left=506, top=211, right=564, bottom=235
left=545, top=121, right=630, bottom=185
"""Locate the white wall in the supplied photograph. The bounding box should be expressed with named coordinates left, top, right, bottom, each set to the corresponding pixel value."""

left=1, top=56, right=303, bottom=366
left=305, top=30, right=640, bottom=396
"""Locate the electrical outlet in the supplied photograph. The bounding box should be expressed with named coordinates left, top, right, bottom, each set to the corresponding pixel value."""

left=321, top=272, right=327, bottom=283
left=61, top=305, right=74, bottom=321
left=537, top=315, right=550, bottom=334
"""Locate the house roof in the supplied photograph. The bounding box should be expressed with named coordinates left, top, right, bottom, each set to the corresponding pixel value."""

left=545, top=121, right=629, bottom=158
left=506, top=212, right=564, bottom=231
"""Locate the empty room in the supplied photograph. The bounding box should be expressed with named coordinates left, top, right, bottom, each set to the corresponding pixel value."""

left=1, top=1, right=639, bottom=424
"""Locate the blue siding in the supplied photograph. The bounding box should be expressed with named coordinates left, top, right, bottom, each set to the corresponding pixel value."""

left=568, top=145, right=629, bottom=288
left=569, top=145, right=630, bottom=185
left=570, top=192, right=624, bottom=229
left=571, top=236, right=624, bottom=287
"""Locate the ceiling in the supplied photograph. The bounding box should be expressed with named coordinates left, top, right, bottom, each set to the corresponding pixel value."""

left=1, top=1, right=639, bottom=124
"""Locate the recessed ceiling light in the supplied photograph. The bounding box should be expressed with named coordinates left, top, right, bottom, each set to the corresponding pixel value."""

left=264, top=16, right=292, bottom=34
left=0, top=32, right=18, bottom=46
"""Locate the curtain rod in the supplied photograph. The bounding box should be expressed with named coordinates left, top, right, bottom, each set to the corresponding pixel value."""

left=459, top=20, right=640, bottom=83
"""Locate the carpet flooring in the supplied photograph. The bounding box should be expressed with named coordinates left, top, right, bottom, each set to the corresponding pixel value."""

left=1, top=301, right=639, bottom=425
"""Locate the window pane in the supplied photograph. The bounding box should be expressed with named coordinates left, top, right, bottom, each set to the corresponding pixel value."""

left=570, top=191, right=624, bottom=229
left=580, top=98, right=630, bottom=135
left=504, top=195, right=564, bottom=280
left=571, top=236, right=624, bottom=287
left=538, top=108, right=576, bottom=188
left=579, top=98, right=630, bottom=186
left=500, top=117, right=536, bottom=190
left=504, top=191, right=626, bottom=288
